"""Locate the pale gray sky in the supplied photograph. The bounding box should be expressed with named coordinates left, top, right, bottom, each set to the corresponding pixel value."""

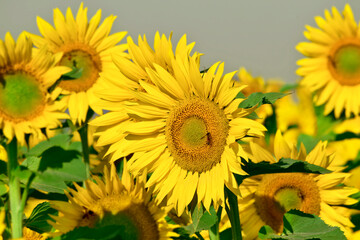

left=0, top=0, right=358, bottom=83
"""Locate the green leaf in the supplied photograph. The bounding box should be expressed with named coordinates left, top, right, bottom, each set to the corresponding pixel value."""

left=184, top=205, right=217, bottom=235
left=21, top=156, right=42, bottom=172
left=219, top=228, right=232, bottom=240
left=258, top=225, right=279, bottom=239
left=26, top=134, right=72, bottom=157
left=280, top=83, right=298, bottom=93
left=235, top=91, right=245, bottom=99
left=50, top=225, right=125, bottom=240
left=30, top=173, right=68, bottom=193
left=244, top=158, right=330, bottom=175
left=24, top=202, right=57, bottom=233
left=237, top=158, right=331, bottom=185
left=0, top=181, right=7, bottom=196
left=296, top=134, right=319, bottom=153
left=0, top=160, right=6, bottom=175
left=246, top=111, right=260, bottom=120
left=21, top=146, right=87, bottom=193
left=239, top=92, right=288, bottom=109
left=259, top=210, right=346, bottom=240
left=314, top=105, right=340, bottom=139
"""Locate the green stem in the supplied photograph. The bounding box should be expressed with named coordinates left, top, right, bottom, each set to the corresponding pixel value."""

left=225, top=187, right=242, bottom=240
left=6, top=137, right=22, bottom=238
left=79, top=123, right=90, bottom=180
left=209, top=206, right=222, bottom=240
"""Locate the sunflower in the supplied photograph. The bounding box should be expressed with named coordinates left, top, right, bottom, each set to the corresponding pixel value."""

left=26, top=3, right=127, bottom=124
left=93, top=51, right=266, bottom=216
left=49, top=161, right=178, bottom=239
left=297, top=4, right=360, bottom=118
left=239, top=131, right=357, bottom=240
left=0, top=32, right=69, bottom=145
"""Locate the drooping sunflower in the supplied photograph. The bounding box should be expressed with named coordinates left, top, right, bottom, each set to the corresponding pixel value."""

left=239, top=131, right=357, bottom=240
left=27, top=3, right=127, bottom=124
left=297, top=4, right=360, bottom=118
left=49, top=162, right=178, bottom=239
left=93, top=51, right=266, bottom=216
left=0, top=32, right=69, bottom=145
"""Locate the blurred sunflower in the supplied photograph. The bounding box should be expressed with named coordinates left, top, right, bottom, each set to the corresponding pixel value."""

left=297, top=4, right=360, bottom=118
left=94, top=51, right=266, bottom=216
left=334, top=116, right=360, bottom=134
left=49, top=162, right=178, bottom=239
left=236, top=67, right=282, bottom=123
left=27, top=3, right=127, bottom=124
left=239, top=131, right=357, bottom=239
left=0, top=32, right=69, bottom=145
left=327, top=138, right=360, bottom=169
left=276, top=86, right=317, bottom=145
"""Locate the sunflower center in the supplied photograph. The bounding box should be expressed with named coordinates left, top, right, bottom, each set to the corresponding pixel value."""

left=91, top=194, right=160, bottom=240
left=329, top=38, right=360, bottom=86
left=0, top=72, right=45, bottom=122
left=165, top=98, right=229, bottom=173
left=335, top=46, right=360, bottom=75
left=254, top=173, right=320, bottom=232
left=181, top=117, right=208, bottom=147
left=58, top=43, right=102, bottom=92
left=274, top=188, right=302, bottom=212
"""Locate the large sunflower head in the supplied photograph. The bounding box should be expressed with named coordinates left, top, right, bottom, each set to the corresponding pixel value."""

left=49, top=161, right=177, bottom=239
left=92, top=48, right=266, bottom=216
left=297, top=4, right=360, bottom=118
left=239, top=130, right=357, bottom=239
left=0, top=32, right=69, bottom=145
left=27, top=2, right=127, bottom=124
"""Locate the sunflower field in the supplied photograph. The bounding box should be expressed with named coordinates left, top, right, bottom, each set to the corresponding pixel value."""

left=1, top=2, right=360, bottom=240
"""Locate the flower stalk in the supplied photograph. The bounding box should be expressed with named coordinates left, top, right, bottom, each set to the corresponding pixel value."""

left=79, top=123, right=90, bottom=180
left=6, top=137, right=22, bottom=238
left=225, top=187, right=242, bottom=240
